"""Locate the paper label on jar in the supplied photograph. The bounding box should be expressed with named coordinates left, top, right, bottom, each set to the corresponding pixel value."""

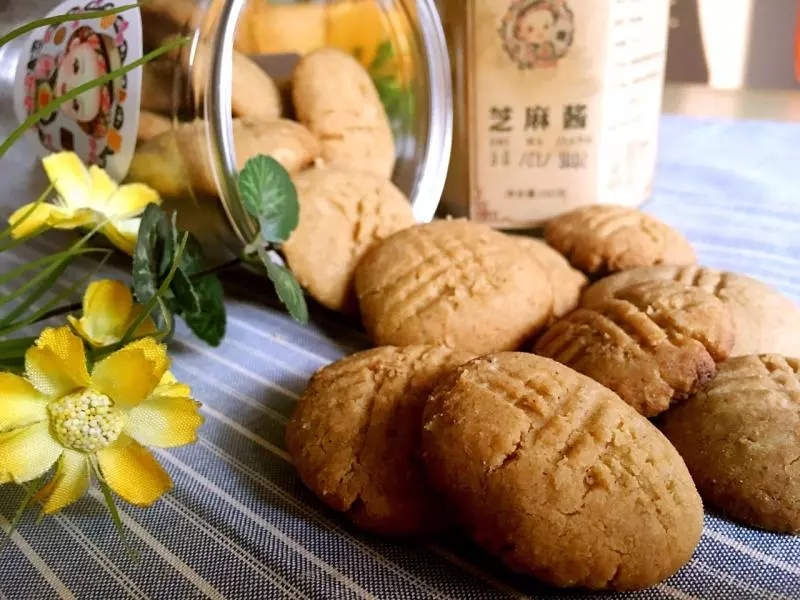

left=13, top=0, right=143, bottom=182
left=466, top=0, right=669, bottom=228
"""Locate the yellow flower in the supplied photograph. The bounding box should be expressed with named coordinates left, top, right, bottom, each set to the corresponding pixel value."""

left=68, top=279, right=157, bottom=348
left=8, top=152, right=161, bottom=254
left=0, top=327, right=202, bottom=514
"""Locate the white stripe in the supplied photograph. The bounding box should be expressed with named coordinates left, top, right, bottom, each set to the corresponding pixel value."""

left=154, top=449, right=377, bottom=600
left=226, top=336, right=312, bottom=379
left=687, top=559, right=790, bottom=600
left=52, top=513, right=146, bottom=599
left=228, top=315, right=329, bottom=366
left=86, top=489, right=225, bottom=599
left=201, top=404, right=291, bottom=462
left=159, top=495, right=308, bottom=600
left=197, top=438, right=454, bottom=600
left=175, top=335, right=300, bottom=400
left=0, top=515, right=76, bottom=600
left=173, top=361, right=289, bottom=424
left=0, top=587, right=8, bottom=599
left=704, top=527, right=800, bottom=577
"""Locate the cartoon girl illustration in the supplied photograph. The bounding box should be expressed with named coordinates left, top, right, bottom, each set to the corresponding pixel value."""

left=24, top=26, right=121, bottom=157
left=500, top=0, right=574, bottom=69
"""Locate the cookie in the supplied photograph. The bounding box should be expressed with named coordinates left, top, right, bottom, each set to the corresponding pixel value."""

left=661, top=355, right=800, bottom=533
left=512, top=236, right=588, bottom=318
left=292, top=48, right=395, bottom=179
left=137, top=111, right=171, bottom=143
left=140, top=61, right=174, bottom=116
left=421, top=353, right=703, bottom=590
left=355, top=219, right=554, bottom=354
left=285, top=345, right=472, bottom=536
left=173, top=37, right=283, bottom=121
left=283, top=168, right=415, bottom=313
left=128, top=118, right=320, bottom=198
left=544, top=205, right=697, bottom=275
left=535, top=280, right=734, bottom=417
left=582, top=265, right=800, bottom=358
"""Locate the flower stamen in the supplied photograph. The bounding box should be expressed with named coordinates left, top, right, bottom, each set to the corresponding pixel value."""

left=48, top=390, right=125, bottom=453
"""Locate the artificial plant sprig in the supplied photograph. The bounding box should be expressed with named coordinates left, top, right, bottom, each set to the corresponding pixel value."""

left=237, top=155, right=309, bottom=324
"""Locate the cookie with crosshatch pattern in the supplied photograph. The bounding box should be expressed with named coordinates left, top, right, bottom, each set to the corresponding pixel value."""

left=535, top=279, right=735, bottom=417
left=285, top=345, right=472, bottom=536
left=282, top=167, right=415, bottom=314
left=544, top=205, right=697, bottom=275
left=581, top=265, right=800, bottom=358
left=661, top=354, right=800, bottom=534
left=354, top=219, right=554, bottom=354
left=420, top=353, right=703, bottom=590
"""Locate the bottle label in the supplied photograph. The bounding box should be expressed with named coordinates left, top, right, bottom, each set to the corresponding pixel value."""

left=467, top=0, right=669, bottom=228
left=13, top=0, right=143, bottom=181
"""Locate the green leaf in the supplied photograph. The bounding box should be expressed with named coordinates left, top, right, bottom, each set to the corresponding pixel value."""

left=257, top=248, right=308, bottom=324
left=370, top=40, right=395, bottom=72
left=183, top=276, right=226, bottom=346
left=237, top=156, right=299, bottom=244
left=132, top=204, right=171, bottom=306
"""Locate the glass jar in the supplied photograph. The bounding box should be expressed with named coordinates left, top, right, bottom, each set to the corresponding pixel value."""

left=140, top=0, right=452, bottom=263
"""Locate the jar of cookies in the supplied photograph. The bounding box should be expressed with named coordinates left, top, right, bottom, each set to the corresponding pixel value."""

left=132, top=0, right=452, bottom=262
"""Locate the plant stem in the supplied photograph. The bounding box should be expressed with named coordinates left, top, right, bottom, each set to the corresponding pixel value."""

left=0, top=2, right=148, bottom=49
left=191, top=258, right=242, bottom=280
left=0, top=36, right=189, bottom=159
left=30, top=301, right=82, bottom=323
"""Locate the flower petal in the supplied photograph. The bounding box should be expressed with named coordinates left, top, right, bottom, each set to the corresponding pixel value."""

left=25, top=327, right=90, bottom=398
left=90, top=338, right=169, bottom=409
left=105, top=182, right=161, bottom=218
left=0, top=373, right=48, bottom=432
left=101, top=222, right=137, bottom=255
left=97, top=435, right=172, bottom=507
left=0, top=421, right=63, bottom=484
left=35, top=450, right=90, bottom=515
left=126, top=384, right=203, bottom=448
left=42, top=152, right=91, bottom=209
left=123, top=305, right=158, bottom=339
left=7, top=203, right=94, bottom=238
left=73, top=280, right=134, bottom=346
left=88, top=165, right=119, bottom=210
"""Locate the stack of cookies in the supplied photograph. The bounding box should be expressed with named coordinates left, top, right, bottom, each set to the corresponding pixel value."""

left=286, top=205, right=800, bottom=592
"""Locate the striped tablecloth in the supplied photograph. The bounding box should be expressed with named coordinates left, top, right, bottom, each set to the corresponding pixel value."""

left=1, top=115, right=800, bottom=599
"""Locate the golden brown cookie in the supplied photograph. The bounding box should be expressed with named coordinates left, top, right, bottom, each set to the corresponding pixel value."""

left=582, top=265, right=800, bottom=358
left=137, top=111, right=171, bottom=143
left=661, top=355, right=800, bottom=533
left=292, top=48, right=395, bottom=179
left=535, top=280, right=735, bottom=417
left=285, top=345, right=472, bottom=536
left=544, top=205, right=697, bottom=275
left=283, top=168, right=415, bottom=314
left=512, top=236, right=588, bottom=318
left=128, top=118, right=320, bottom=198
left=355, top=219, right=554, bottom=354
left=140, top=61, right=174, bottom=116
left=173, top=37, right=283, bottom=121
left=421, top=353, right=703, bottom=590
